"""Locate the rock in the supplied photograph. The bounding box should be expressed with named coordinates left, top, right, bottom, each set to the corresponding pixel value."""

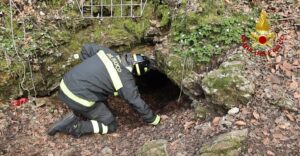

left=195, top=105, right=208, bottom=119
left=219, top=116, right=234, bottom=130
left=271, top=98, right=297, bottom=111
left=101, top=147, right=113, bottom=156
left=212, top=117, right=221, bottom=126
left=34, top=98, right=49, bottom=107
left=138, top=139, right=168, bottom=156
left=61, top=148, right=76, bottom=156
left=228, top=107, right=239, bottom=115
left=198, top=129, right=248, bottom=156
left=176, top=152, right=188, bottom=156
left=202, top=55, right=255, bottom=109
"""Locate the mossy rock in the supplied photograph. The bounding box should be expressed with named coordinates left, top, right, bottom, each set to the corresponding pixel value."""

left=202, top=55, right=255, bottom=108
left=198, top=129, right=248, bottom=156
left=138, top=139, right=168, bottom=156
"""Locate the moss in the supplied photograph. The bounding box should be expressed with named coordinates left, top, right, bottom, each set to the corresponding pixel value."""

left=156, top=5, right=170, bottom=27
left=170, top=0, right=256, bottom=64
left=195, top=105, right=208, bottom=119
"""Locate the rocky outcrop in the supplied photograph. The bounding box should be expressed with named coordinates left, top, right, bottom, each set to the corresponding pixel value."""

left=201, top=54, right=255, bottom=108
left=198, top=129, right=248, bottom=156
left=138, top=139, right=168, bottom=156
left=0, top=1, right=156, bottom=99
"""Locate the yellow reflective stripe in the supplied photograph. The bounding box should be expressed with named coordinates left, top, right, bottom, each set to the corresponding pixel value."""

left=60, top=80, right=95, bottom=107
left=135, top=64, right=141, bottom=76
left=114, top=92, right=118, bottom=96
left=133, top=54, right=141, bottom=76
left=150, top=115, right=161, bottom=125
left=91, top=120, right=99, bottom=133
left=144, top=67, right=148, bottom=72
left=97, top=51, right=123, bottom=90
left=102, top=124, right=108, bottom=134
left=133, top=54, right=137, bottom=61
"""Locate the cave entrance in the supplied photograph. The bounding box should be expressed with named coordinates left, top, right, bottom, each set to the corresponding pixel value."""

left=108, top=69, right=184, bottom=124
left=135, top=69, right=182, bottom=111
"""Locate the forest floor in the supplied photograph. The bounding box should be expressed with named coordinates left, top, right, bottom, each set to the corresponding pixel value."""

left=1, top=1, right=300, bottom=156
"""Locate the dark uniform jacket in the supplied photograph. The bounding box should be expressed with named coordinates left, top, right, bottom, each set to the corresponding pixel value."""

left=61, top=44, right=155, bottom=123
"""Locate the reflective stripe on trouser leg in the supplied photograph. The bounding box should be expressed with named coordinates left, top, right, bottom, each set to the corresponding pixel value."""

left=102, top=124, right=108, bottom=134
left=90, top=120, right=108, bottom=134
left=150, top=115, right=160, bottom=125
left=91, top=120, right=99, bottom=133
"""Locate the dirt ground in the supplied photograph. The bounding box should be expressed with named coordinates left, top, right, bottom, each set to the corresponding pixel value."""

left=1, top=1, right=300, bottom=156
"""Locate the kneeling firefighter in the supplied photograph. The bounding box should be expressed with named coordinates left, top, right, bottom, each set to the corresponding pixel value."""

left=48, top=44, right=161, bottom=138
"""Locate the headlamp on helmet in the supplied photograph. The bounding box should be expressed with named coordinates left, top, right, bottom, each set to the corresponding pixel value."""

left=132, top=54, right=150, bottom=76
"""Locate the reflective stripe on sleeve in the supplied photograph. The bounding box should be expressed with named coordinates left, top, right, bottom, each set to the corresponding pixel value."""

left=91, top=120, right=100, bottom=133
left=60, top=80, right=95, bottom=107
left=150, top=115, right=161, bottom=125
left=97, top=51, right=123, bottom=91
left=101, top=124, right=108, bottom=134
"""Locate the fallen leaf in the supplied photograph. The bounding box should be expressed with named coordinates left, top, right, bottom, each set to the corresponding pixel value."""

left=184, top=121, right=195, bottom=130
left=160, top=115, right=169, bottom=120
left=286, top=114, right=295, bottom=121
left=267, top=150, right=275, bottom=156
left=224, top=0, right=232, bottom=4
left=235, top=120, right=246, bottom=126
left=285, top=70, right=292, bottom=77
left=283, top=61, right=293, bottom=70
left=273, top=133, right=284, bottom=139
left=110, top=133, right=120, bottom=138
left=263, top=138, right=270, bottom=145
left=276, top=55, right=281, bottom=63
left=271, top=68, right=276, bottom=73
left=253, top=111, right=260, bottom=120
left=262, top=129, right=270, bottom=136
left=289, top=81, right=298, bottom=90
left=250, top=119, right=257, bottom=123
left=292, top=60, right=299, bottom=65
left=294, top=92, right=300, bottom=99
left=241, top=108, right=251, bottom=115
left=212, top=117, right=221, bottom=126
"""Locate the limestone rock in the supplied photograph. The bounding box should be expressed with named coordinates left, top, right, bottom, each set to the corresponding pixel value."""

left=101, top=147, right=113, bottom=156
left=138, top=139, right=168, bottom=156
left=202, top=55, right=255, bottom=108
left=198, top=129, right=248, bottom=156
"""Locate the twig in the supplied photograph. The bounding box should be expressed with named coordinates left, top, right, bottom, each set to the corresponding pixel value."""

left=270, top=16, right=300, bottom=21
left=177, top=56, right=188, bottom=102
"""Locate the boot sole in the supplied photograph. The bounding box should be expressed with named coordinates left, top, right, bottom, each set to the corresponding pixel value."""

left=48, top=112, right=75, bottom=136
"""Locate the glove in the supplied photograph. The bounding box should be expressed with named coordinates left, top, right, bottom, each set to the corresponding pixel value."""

left=149, top=115, right=161, bottom=126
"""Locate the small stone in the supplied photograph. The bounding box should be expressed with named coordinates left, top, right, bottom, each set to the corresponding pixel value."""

left=267, top=150, right=275, bottom=156
left=40, top=11, right=45, bottom=16
left=212, top=117, right=221, bottom=126
left=139, top=140, right=168, bottom=156
left=253, top=111, right=260, bottom=120
left=101, top=147, right=113, bottom=156
left=228, top=107, right=239, bottom=115
left=235, top=120, right=246, bottom=126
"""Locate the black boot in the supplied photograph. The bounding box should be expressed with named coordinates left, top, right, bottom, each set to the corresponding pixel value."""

left=48, top=112, right=78, bottom=136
